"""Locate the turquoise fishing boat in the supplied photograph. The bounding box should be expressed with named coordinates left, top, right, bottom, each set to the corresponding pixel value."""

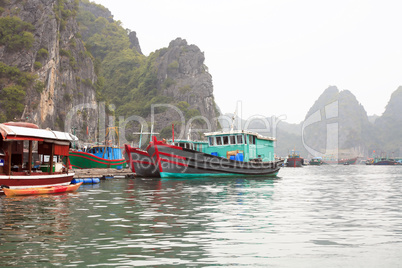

left=147, top=130, right=282, bottom=178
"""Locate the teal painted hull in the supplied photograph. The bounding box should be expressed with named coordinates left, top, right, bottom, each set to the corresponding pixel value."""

left=160, top=172, right=279, bottom=178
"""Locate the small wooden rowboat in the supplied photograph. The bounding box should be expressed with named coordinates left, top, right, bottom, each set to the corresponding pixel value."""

left=2, top=182, right=83, bottom=197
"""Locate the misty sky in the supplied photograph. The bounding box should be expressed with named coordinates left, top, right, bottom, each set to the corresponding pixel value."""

left=92, top=0, right=402, bottom=123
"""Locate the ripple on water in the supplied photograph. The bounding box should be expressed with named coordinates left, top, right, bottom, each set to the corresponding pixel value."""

left=0, top=167, right=402, bottom=267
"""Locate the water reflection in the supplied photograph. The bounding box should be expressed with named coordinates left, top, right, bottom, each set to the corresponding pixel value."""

left=0, top=193, right=81, bottom=266
left=0, top=167, right=401, bottom=267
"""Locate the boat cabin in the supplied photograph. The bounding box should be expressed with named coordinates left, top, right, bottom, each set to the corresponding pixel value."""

left=169, top=130, right=275, bottom=162
left=0, top=123, right=77, bottom=175
left=171, top=139, right=208, bottom=153
left=204, top=131, right=275, bottom=162
left=84, top=145, right=123, bottom=160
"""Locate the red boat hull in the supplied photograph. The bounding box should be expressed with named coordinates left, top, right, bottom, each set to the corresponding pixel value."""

left=286, top=157, right=304, bottom=167
left=0, top=173, right=74, bottom=194
left=124, top=144, right=159, bottom=177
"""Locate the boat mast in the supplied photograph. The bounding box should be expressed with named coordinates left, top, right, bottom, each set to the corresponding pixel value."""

left=187, top=124, right=192, bottom=141
left=138, top=124, right=143, bottom=148
left=230, top=104, right=238, bottom=132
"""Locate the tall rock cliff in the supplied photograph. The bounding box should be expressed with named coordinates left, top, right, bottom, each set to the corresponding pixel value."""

left=302, top=86, right=371, bottom=157
left=0, top=0, right=98, bottom=141
left=152, top=38, right=219, bottom=138
left=375, top=86, right=402, bottom=154
left=0, top=0, right=220, bottom=145
left=77, top=0, right=219, bottom=143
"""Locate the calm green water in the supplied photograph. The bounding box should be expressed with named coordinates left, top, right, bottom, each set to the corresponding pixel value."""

left=0, top=166, right=401, bottom=267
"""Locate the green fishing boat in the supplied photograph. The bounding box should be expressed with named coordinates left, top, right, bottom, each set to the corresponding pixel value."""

left=68, top=144, right=127, bottom=169
left=67, top=127, right=127, bottom=169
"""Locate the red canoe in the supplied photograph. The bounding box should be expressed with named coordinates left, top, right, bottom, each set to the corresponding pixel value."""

left=2, top=182, right=83, bottom=197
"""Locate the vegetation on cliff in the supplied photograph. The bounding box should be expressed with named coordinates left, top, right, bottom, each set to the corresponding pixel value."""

left=0, top=61, right=45, bottom=122
left=78, top=0, right=218, bottom=142
left=0, top=16, right=34, bottom=50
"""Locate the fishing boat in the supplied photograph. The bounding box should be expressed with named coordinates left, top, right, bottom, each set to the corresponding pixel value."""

left=0, top=122, right=77, bottom=193
left=124, top=125, right=160, bottom=177
left=67, top=127, right=127, bottom=169
left=309, top=157, right=323, bottom=165
left=147, top=130, right=282, bottom=178
left=124, top=144, right=159, bottom=177
left=373, top=158, right=400, bottom=165
left=2, top=182, right=83, bottom=197
left=286, top=150, right=304, bottom=167
left=68, top=144, right=127, bottom=169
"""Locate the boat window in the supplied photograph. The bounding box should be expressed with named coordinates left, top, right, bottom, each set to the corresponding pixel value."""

left=209, top=137, right=215, bottom=146
left=216, top=136, right=223, bottom=145
left=237, top=135, right=243, bottom=144
left=223, top=136, right=229, bottom=145
left=248, top=135, right=256, bottom=145
left=230, top=135, right=236, bottom=144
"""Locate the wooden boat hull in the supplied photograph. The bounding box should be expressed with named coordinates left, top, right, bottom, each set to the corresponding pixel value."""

left=68, top=151, right=127, bottom=169
left=373, top=160, right=400, bottom=165
left=124, top=144, right=160, bottom=177
left=2, top=182, right=82, bottom=196
left=147, top=139, right=282, bottom=178
left=0, top=173, right=74, bottom=191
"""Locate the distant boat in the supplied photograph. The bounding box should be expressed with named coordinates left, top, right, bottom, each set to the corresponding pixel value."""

left=286, top=150, right=304, bottom=167
left=366, top=155, right=400, bottom=165
left=373, top=158, right=400, bottom=165
left=322, top=157, right=357, bottom=165
left=309, top=157, right=323, bottom=165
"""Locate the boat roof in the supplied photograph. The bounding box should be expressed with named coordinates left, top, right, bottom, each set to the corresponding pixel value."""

left=0, top=124, right=78, bottom=142
left=169, top=139, right=208, bottom=144
left=204, top=130, right=275, bottom=141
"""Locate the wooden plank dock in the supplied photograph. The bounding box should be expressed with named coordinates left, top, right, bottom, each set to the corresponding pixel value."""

left=71, top=168, right=134, bottom=179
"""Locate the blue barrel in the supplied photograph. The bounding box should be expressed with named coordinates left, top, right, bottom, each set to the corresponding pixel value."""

left=116, top=166, right=123, bottom=170
left=92, top=178, right=100, bottom=184
left=229, top=155, right=235, bottom=160
left=235, top=153, right=244, bottom=162
left=83, top=178, right=93, bottom=184
left=211, top=152, right=218, bottom=156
